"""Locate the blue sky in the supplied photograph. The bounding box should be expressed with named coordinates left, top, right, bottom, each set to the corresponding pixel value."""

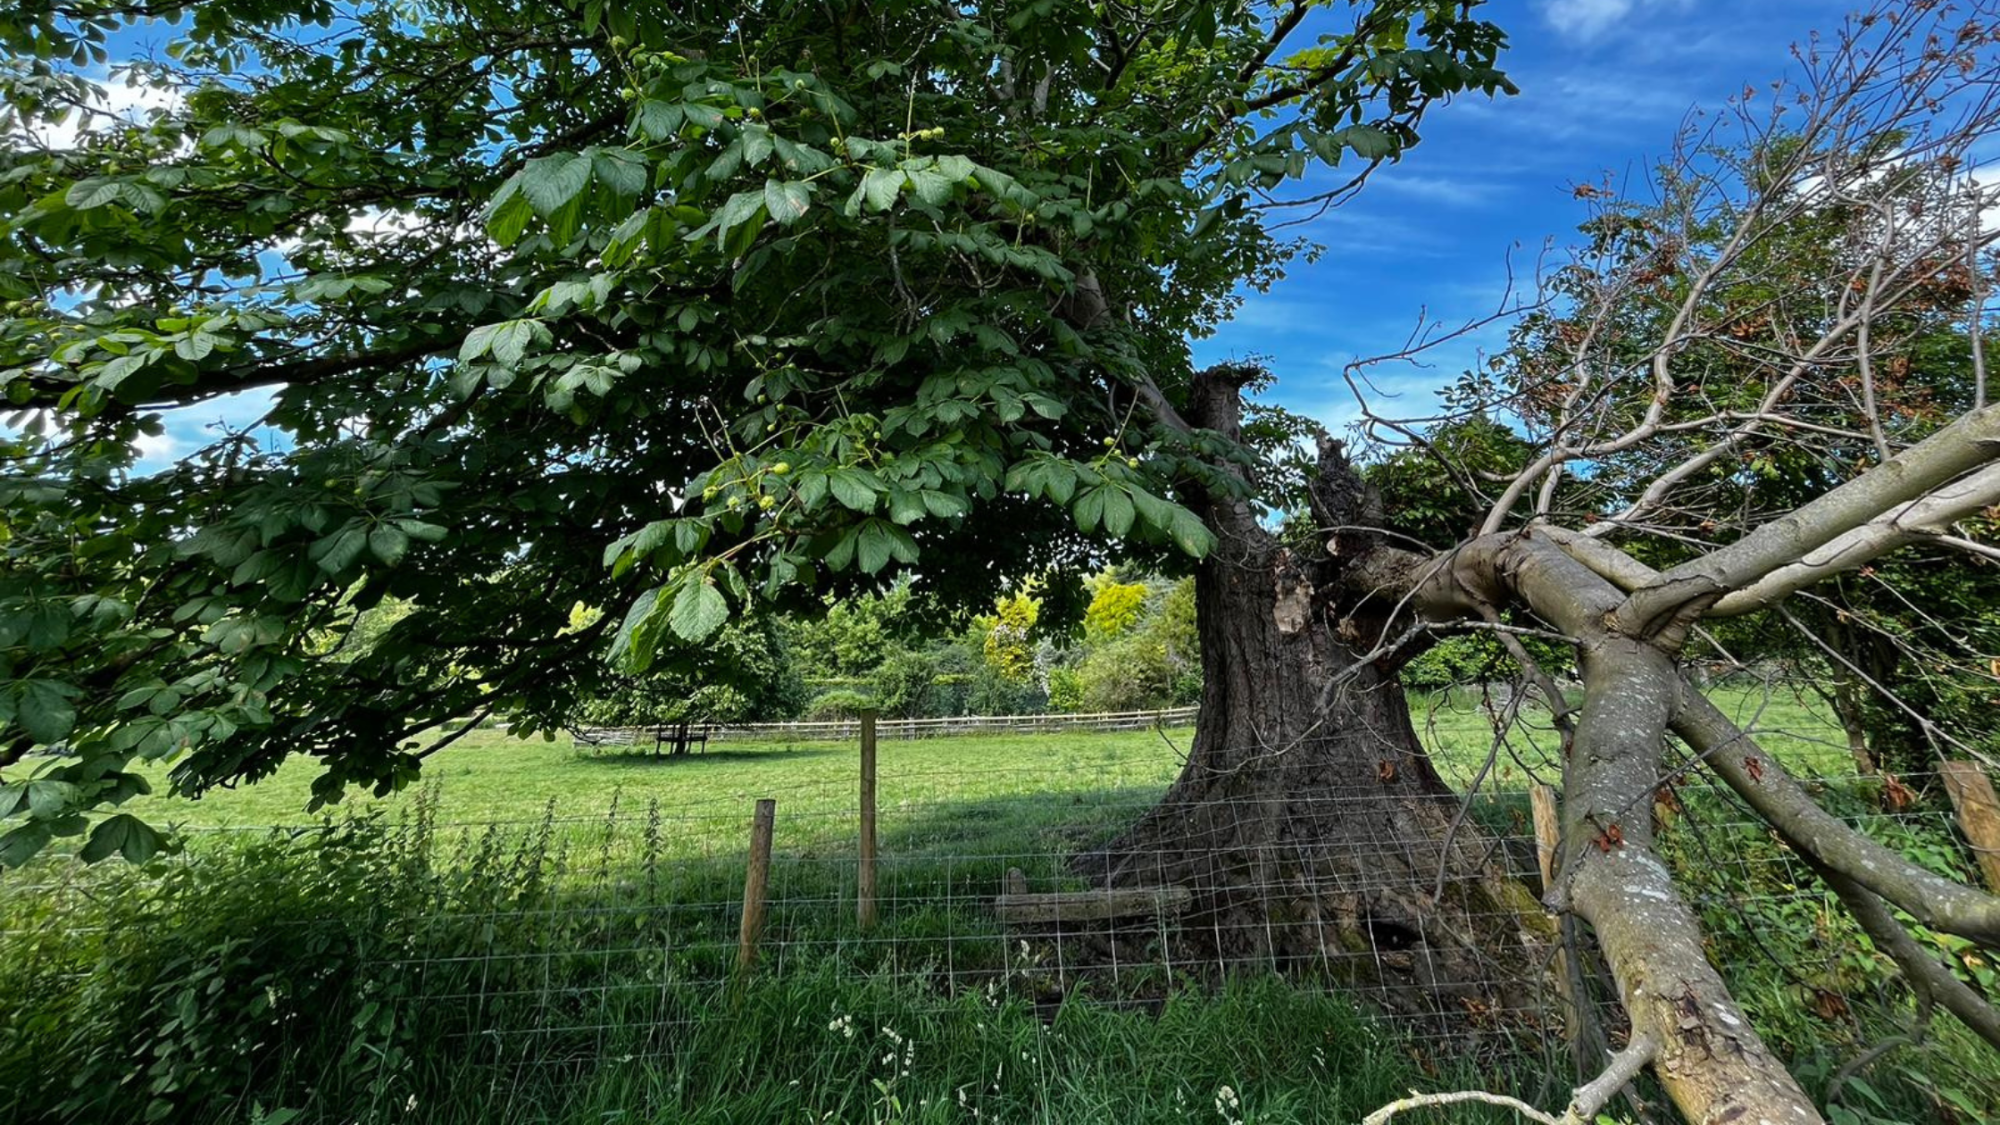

left=103, top=0, right=1853, bottom=465
left=1196, top=0, right=1850, bottom=434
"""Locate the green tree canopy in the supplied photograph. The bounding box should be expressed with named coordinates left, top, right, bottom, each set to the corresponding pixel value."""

left=0, top=0, right=1512, bottom=862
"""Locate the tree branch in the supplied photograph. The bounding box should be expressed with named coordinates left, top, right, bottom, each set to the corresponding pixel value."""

left=1672, top=689, right=2000, bottom=945
left=1616, top=402, right=2000, bottom=638
left=1705, top=460, right=2000, bottom=616
left=1814, top=859, right=2000, bottom=1053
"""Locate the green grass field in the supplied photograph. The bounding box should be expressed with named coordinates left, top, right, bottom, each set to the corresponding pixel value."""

left=114, top=683, right=1859, bottom=838
left=9, top=682, right=1987, bottom=1125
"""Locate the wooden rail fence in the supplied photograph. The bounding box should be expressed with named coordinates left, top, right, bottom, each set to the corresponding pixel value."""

left=569, top=705, right=1199, bottom=751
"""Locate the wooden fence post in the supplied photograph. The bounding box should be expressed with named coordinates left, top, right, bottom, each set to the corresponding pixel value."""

left=858, top=711, right=879, bottom=931
left=1528, top=784, right=1561, bottom=889
left=738, top=798, right=776, bottom=971
left=1940, top=760, right=2000, bottom=893
left=1528, top=783, right=1585, bottom=1050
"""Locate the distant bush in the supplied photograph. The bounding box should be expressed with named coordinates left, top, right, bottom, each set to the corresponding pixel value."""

left=1046, top=667, right=1085, bottom=712
left=805, top=689, right=878, bottom=721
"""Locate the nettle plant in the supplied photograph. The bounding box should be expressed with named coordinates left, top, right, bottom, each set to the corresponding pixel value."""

left=0, top=0, right=1510, bottom=860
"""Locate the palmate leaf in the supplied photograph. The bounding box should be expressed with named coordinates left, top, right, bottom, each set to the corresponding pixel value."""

left=668, top=579, right=730, bottom=642
left=764, top=179, right=811, bottom=223
left=78, top=813, right=167, bottom=864
left=12, top=679, right=77, bottom=745
left=518, top=151, right=593, bottom=215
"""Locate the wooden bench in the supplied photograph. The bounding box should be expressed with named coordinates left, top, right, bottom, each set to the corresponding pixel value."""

left=571, top=723, right=714, bottom=756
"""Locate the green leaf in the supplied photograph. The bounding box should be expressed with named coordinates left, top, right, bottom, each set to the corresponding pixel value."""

left=65, top=179, right=125, bottom=210
left=489, top=320, right=536, bottom=367
left=828, top=469, right=879, bottom=511
left=79, top=814, right=167, bottom=864
left=1073, top=486, right=1105, bottom=533
left=1342, top=124, right=1397, bottom=161
left=921, top=490, right=968, bottom=518
left=591, top=148, right=648, bottom=197
left=1166, top=508, right=1215, bottom=557
left=14, top=680, right=77, bottom=745
left=27, top=780, right=77, bottom=818
left=459, top=322, right=500, bottom=362
left=887, top=489, right=927, bottom=525
left=668, top=580, right=729, bottom=642
left=741, top=124, right=775, bottom=166
left=824, top=526, right=859, bottom=571
left=1099, top=487, right=1135, bottom=537
left=635, top=100, right=684, bottom=140
left=608, top=586, right=662, bottom=668
left=905, top=163, right=956, bottom=206
left=314, top=526, right=368, bottom=573
left=368, top=524, right=410, bottom=566
left=855, top=520, right=917, bottom=573
left=486, top=184, right=533, bottom=245
left=694, top=190, right=766, bottom=248
left=0, top=822, right=54, bottom=869
left=199, top=124, right=267, bottom=149
left=860, top=167, right=904, bottom=212
left=518, top=152, right=593, bottom=215
left=857, top=520, right=894, bottom=573
left=764, top=179, right=811, bottom=224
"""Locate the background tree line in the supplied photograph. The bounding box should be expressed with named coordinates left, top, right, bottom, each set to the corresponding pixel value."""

left=566, top=569, right=1202, bottom=727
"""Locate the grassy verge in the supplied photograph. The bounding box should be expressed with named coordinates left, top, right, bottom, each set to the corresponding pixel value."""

left=3, top=682, right=1991, bottom=1125
left=1, top=798, right=1551, bottom=1125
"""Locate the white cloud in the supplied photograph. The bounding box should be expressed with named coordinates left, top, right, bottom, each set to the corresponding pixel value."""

left=11, top=68, right=185, bottom=151
left=132, top=427, right=181, bottom=471
left=1541, top=0, right=1695, bottom=45
left=1370, top=172, right=1500, bottom=208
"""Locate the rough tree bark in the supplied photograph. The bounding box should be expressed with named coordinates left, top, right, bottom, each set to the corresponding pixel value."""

left=1076, top=368, right=1550, bottom=1018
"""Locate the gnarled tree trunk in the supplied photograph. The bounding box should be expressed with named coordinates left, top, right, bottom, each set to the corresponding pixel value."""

left=1077, top=369, right=1550, bottom=1021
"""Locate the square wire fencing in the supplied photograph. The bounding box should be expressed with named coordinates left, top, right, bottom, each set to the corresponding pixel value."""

left=4, top=690, right=1997, bottom=1112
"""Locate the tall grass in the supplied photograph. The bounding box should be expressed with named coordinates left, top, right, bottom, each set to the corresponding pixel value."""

left=3, top=689, right=1994, bottom=1125
left=0, top=791, right=1546, bottom=1125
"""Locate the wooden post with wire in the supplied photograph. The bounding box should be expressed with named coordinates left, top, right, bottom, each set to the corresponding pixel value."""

left=738, top=798, right=776, bottom=971
left=1529, top=783, right=1583, bottom=1047
left=858, top=711, right=879, bottom=931
left=1940, top=760, right=2000, bottom=892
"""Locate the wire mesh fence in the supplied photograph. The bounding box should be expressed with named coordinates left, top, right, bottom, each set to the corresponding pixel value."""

left=7, top=717, right=1993, bottom=1072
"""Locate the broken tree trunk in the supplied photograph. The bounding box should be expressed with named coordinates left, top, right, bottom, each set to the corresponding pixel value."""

left=1075, top=368, right=1550, bottom=1018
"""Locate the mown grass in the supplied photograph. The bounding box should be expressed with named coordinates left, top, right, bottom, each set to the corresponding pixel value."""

left=4, top=681, right=1991, bottom=1125
left=112, top=683, right=1860, bottom=836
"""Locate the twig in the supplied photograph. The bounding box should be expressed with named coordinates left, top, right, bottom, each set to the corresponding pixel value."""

left=1561, top=1032, right=1658, bottom=1124
left=1361, top=1089, right=1561, bottom=1125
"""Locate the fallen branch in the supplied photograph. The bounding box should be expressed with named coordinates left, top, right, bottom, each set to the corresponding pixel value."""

left=1360, top=1089, right=1561, bottom=1125
left=1560, top=1033, right=1657, bottom=1124
left=1673, top=690, right=2000, bottom=945
left=1362, top=1033, right=1658, bottom=1125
